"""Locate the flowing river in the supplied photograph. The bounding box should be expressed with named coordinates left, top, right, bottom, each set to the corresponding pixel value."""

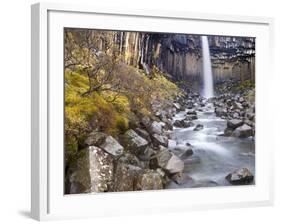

left=167, top=101, right=255, bottom=188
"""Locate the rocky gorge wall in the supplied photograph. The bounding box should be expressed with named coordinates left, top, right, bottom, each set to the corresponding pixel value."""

left=100, top=31, right=255, bottom=87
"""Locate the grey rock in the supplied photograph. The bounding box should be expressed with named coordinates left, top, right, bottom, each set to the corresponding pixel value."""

left=135, top=170, right=164, bottom=190
left=186, top=110, right=197, bottom=115
left=224, top=128, right=233, bottom=137
left=118, top=153, right=144, bottom=168
left=185, top=114, right=198, bottom=121
left=165, top=155, right=185, bottom=174
left=246, top=113, right=255, bottom=121
left=173, top=119, right=193, bottom=128
left=244, top=119, right=254, bottom=127
left=233, top=102, right=243, bottom=110
left=123, top=129, right=149, bottom=154
left=137, top=147, right=155, bottom=161
left=226, top=168, right=254, bottom=185
left=68, top=146, right=114, bottom=194
left=140, top=116, right=151, bottom=129
left=239, top=97, right=245, bottom=103
left=155, top=147, right=184, bottom=174
left=232, top=112, right=240, bottom=119
left=232, top=124, right=253, bottom=138
left=84, top=131, right=107, bottom=147
left=227, top=119, right=243, bottom=129
left=135, top=128, right=151, bottom=142
left=150, top=121, right=163, bottom=135
left=113, top=163, right=141, bottom=191
left=171, top=172, right=193, bottom=185
left=100, top=135, right=124, bottom=156
left=186, top=101, right=194, bottom=109
left=193, top=124, right=204, bottom=131
left=84, top=131, right=123, bottom=157
left=152, top=134, right=169, bottom=147
left=173, top=103, right=181, bottom=111
left=215, top=107, right=228, bottom=117
left=162, top=118, right=173, bottom=130
left=179, top=148, right=194, bottom=159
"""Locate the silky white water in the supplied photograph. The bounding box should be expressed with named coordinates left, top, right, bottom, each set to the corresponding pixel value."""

left=167, top=103, right=255, bottom=188
left=201, top=36, right=214, bottom=98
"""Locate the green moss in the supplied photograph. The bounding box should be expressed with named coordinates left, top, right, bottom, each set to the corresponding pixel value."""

left=64, top=58, right=181, bottom=160
left=115, top=116, right=129, bottom=134
left=232, top=79, right=255, bottom=92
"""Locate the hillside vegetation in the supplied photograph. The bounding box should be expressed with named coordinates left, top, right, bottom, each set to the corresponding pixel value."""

left=64, top=29, right=180, bottom=163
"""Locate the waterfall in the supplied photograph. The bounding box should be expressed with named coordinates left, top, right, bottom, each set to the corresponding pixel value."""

left=201, top=36, right=214, bottom=98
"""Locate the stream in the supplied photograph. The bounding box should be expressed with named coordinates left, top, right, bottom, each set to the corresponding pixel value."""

left=167, top=101, right=255, bottom=188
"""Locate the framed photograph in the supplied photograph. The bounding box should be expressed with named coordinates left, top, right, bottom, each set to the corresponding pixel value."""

left=31, top=2, right=274, bottom=221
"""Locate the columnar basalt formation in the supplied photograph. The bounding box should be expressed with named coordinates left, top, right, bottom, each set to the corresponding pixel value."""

left=97, top=32, right=255, bottom=86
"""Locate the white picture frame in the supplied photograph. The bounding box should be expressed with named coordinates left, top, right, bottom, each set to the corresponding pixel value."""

left=31, top=2, right=275, bottom=221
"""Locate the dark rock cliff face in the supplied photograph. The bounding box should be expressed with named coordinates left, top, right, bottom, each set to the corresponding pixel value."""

left=100, top=32, right=255, bottom=85
left=208, top=36, right=255, bottom=83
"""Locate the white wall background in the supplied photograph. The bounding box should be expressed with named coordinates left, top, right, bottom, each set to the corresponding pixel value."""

left=0, top=0, right=279, bottom=223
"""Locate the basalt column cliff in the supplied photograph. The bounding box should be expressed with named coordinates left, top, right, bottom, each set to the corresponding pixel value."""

left=104, top=32, right=255, bottom=89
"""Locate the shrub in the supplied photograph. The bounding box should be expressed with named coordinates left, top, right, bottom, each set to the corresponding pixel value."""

left=115, top=116, right=129, bottom=134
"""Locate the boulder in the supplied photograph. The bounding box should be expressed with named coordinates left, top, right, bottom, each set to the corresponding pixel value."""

left=171, top=172, right=193, bottom=185
left=135, top=170, right=164, bottom=190
left=68, top=146, right=114, bottom=194
left=186, top=110, right=197, bottom=115
left=246, top=113, right=255, bottom=121
left=154, top=146, right=172, bottom=167
left=232, top=124, right=253, bottom=138
left=123, top=129, right=149, bottom=154
left=118, top=153, right=144, bottom=168
left=223, top=128, right=233, bottom=137
left=179, top=148, right=194, bottom=159
left=225, top=168, right=254, bottom=185
left=113, top=163, right=141, bottom=191
left=232, top=112, right=240, bottom=119
left=185, top=114, right=198, bottom=121
left=162, top=118, right=173, bottom=130
left=226, top=99, right=232, bottom=106
left=186, top=101, right=193, bottom=109
left=173, top=103, right=182, bottom=111
left=152, top=134, right=169, bottom=147
left=84, top=131, right=107, bottom=147
left=233, top=102, right=244, bottom=110
left=135, top=128, right=151, bottom=142
left=244, top=119, right=254, bottom=127
left=140, top=116, right=151, bottom=130
left=166, top=155, right=185, bottom=174
left=173, top=119, right=192, bottom=128
left=227, top=119, right=243, bottom=129
left=150, top=121, right=163, bottom=135
left=114, top=164, right=164, bottom=191
left=239, top=97, right=245, bottom=103
left=242, top=102, right=249, bottom=108
left=215, top=107, right=228, bottom=117
left=137, top=147, right=155, bottom=161
left=193, top=124, right=204, bottom=131
left=155, top=147, right=184, bottom=174
left=84, top=131, right=123, bottom=157
left=155, top=111, right=162, bottom=118
left=185, top=121, right=195, bottom=128
left=100, top=135, right=124, bottom=156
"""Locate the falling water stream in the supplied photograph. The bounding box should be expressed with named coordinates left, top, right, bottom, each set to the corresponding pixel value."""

left=201, top=36, right=214, bottom=99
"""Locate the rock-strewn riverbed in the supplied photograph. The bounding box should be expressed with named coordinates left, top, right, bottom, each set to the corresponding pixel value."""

left=65, top=88, right=255, bottom=194
left=167, top=93, right=255, bottom=188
